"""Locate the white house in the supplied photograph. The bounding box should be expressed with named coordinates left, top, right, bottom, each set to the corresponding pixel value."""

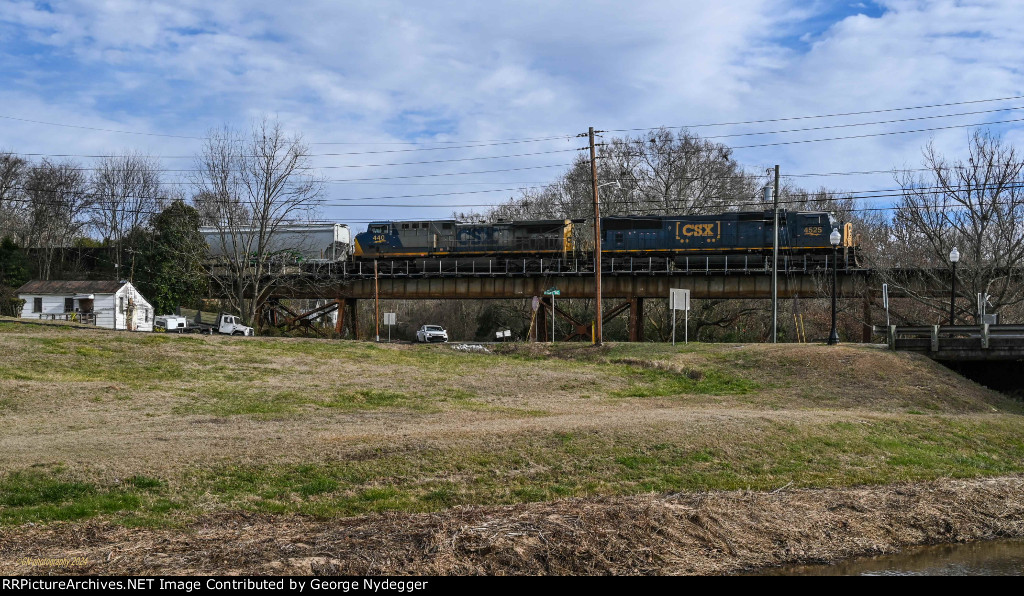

left=16, top=280, right=155, bottom=332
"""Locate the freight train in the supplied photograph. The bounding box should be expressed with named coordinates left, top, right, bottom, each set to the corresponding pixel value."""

left=202, top=210, right=856, bottom=271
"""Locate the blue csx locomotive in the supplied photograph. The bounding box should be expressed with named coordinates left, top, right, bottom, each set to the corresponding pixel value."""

left=352, top=210, right=855, bottom=262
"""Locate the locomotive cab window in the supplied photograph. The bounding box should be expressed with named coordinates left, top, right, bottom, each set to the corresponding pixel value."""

left=370, top=225, right=386, bottom=234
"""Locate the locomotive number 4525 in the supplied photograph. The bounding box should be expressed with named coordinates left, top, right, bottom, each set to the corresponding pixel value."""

left=803, top=226, right=823, bottom=236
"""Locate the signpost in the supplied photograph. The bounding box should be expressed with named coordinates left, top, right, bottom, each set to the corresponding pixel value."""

left=670, top=289, right=691, bottom=345
left=383, top=312, right=396, bottom=343
left=543, top=288, right=560, bottom=343
left=882, top=283, right=890, bottom=329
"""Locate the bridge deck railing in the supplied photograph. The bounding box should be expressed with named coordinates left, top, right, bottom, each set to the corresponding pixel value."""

left=303, top=253, right=861, bottom=280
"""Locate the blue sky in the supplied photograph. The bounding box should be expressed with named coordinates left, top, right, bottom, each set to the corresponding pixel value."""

left=1, top=0, right=1023, bottom=226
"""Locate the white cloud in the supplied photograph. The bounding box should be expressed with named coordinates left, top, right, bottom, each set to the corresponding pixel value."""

left=1, top=0, right=1023, bottom=221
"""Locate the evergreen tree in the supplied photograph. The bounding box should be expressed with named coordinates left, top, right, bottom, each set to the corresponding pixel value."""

left=134, top=201, right=208, bottom=315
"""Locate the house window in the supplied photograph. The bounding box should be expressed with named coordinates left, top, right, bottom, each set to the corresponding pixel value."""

left=33, top=297, right=42, bottom=313
left=65, top=298, right=74, bottom=312
left=119, top=297, right=125, bottom=313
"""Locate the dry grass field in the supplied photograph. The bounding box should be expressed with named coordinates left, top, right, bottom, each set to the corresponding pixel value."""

left=1, top=318, right=1023, bottom=573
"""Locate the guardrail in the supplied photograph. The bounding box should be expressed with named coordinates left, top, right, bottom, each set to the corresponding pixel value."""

left=874, top=324, right=1024, bottom=354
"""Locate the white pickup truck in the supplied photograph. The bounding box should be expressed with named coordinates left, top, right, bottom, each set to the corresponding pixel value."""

left=416, top=324, right=449, bottom=343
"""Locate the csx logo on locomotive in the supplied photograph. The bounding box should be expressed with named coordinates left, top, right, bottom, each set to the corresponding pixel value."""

left=457, top=228, right=495, bottom=246
left=675, top=222, right=720, bottom=241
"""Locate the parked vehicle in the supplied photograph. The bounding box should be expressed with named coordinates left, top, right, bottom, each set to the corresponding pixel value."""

left=214, top=313, right=254, bottom=336
left=153, top=312, right=254, bottom=336
left=416, top=324, right=448, bottom=343
left=154, top=315, right=189, bottom=333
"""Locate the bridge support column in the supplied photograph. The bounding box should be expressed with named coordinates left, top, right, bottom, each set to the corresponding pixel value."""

left=339, top=296, right=348, bottom=335
left=536, top=297, right=549, bottom=342
left=629, top=297, right=644, bottom=342
left=337, top=298, right=358, bottom=339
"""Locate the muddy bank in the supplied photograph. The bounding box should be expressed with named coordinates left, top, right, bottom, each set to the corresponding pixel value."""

left=2, top=476, right=1023, bottom=575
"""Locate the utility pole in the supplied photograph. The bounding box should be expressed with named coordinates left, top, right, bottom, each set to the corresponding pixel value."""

left=590, top=126, right=603, bottom=346
left=771, top=165, right=780, bottom=343
left=374, top=259, right=380, bottom=342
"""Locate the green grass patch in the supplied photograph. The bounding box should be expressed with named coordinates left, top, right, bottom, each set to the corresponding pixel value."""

left=0, top=470, right=173, bottom=525
left=326, top=389, right=429, bottom=410
left=609, top=364, right=758, bottom=398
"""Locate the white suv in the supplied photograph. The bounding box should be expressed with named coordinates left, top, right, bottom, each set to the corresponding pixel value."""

left=416, top=325, right=449, bottom=343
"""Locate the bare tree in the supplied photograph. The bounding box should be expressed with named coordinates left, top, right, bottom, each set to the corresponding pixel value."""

left=192, top=118, right=322, bottom=325
left=884, top=131, right=1024, bottom=322
left=602, top=128, right=760, bottom=216
left=22, top=159, right=90, bottom=280
left=0, top=152, right=28, bottom=243
left=90, top=152, right=164, bottom=273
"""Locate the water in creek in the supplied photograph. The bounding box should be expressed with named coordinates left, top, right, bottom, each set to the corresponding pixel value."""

left=757, top=539, right=1024, bottom=575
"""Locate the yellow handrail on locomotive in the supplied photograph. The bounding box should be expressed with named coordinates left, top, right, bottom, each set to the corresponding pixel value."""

left=562, top=219, right=574, bottom=257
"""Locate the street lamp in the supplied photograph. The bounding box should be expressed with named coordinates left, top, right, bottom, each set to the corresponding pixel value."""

left=828, top=227, right=841, bottom=345
left=949, top=246, right=960, bottom=325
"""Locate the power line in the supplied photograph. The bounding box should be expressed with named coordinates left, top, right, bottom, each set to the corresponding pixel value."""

left=11, top=137, right=581, bottom=160
left=606, top=94, right=1024, bottom=132
left=5, top=149, right=582, bottom=173
left=698, top=105, right=1024, bottom=141
left=726, top=117, right=1024, bottom=150
left=18, top=104, right=1024, bottom=162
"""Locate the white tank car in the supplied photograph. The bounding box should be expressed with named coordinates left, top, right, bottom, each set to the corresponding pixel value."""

left=200, top=223, right=352, bottom=262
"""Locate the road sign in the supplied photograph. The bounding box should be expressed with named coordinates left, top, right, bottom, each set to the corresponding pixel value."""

left=542, top=289, right=559, bottom=342
left=670, top=289, right=690, bottom=311
left=383, top=312, right=397, bottom=325
left=670, top=289, right=691, bottom=345
left=882, top=283, right=890, bottom=328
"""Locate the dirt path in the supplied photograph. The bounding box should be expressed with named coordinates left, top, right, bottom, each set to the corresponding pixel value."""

left=2, top=476, right=1022, bottom=575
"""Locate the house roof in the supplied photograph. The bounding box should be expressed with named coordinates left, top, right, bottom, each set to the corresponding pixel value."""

left=16, top=280, right=127, bottom=295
